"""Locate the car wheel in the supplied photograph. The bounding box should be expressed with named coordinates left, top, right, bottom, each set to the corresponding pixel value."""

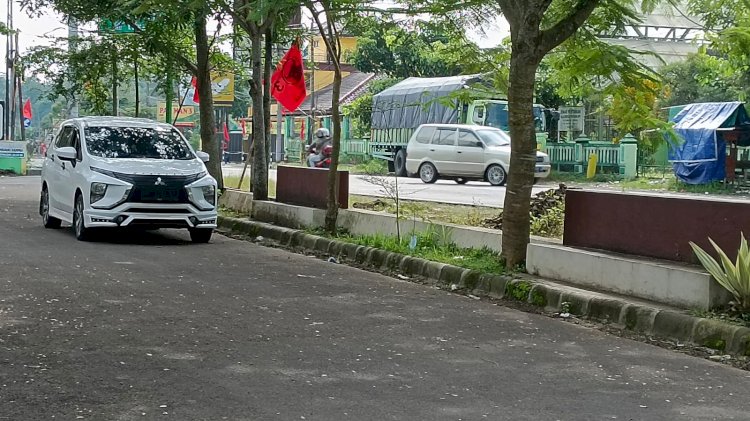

left=419, top=162, right=438, bottom=184
left=190, top=228, right=213, bottom=243
left=486, top=164, right=507, bottom=186
left=394, top=149, right=407, bottom=177
left=40, top=187, right=61, bottom=229
left=455, top=178, right=469, bottom=185
left=73, top=193, right=91, bottom=241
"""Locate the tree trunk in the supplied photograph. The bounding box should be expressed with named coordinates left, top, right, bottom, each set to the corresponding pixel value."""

left=134, top=56, right=139, bottom=117
left=112, top=53, right=118, bottom=116
left=501, top=45, right=541, bottom=269
left=250, top=31, right=268, bottom=200
left=263, top=27, right=273, bottom=170
left=324, top=63, right=343, bottom=234
left=194, top=13, right=223, bottom=189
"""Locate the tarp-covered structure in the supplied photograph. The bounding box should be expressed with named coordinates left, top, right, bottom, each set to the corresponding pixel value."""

left=371, top=75, right=490, bottom=130
left=667, top=102, right=750, bottom=184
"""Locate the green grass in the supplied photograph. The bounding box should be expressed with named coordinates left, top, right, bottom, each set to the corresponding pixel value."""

left=330, top=231, right=504, bottom=274
left=349, top=195, right=498, bottom=227
left=223, top=174, right=277, bottom=197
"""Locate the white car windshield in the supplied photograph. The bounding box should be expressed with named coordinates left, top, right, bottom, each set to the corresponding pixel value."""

left=476, top=129, right=510, bottom=147
left=85, top=126, right=194, bottom=160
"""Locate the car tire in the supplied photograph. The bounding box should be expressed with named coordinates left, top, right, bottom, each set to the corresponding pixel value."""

left=40, top=186, right=61, bottom=229
left=73, top=193, right=91, bottom=241
left=394, top=149, right=407, bottom=177
left=419, top=162, right=439, bottom=184
left=190, top=228, right=213, bottom=243
left=455, top=178, right=469, bottom=185
left=486, top=164, right=507, bottom=186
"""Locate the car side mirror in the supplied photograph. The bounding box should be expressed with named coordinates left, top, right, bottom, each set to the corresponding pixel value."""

left=56, top=146, right=77, bottom=161
left=196, top=151, right=210, bottom=162
left=476, top=141, right=484, bottom=148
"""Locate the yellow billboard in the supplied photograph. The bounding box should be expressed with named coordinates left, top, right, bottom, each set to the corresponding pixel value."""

left=211, top=72, right=235, bottom=104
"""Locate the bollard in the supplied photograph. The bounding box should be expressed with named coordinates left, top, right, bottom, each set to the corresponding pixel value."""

left=587, top=153, right=598, bottom=179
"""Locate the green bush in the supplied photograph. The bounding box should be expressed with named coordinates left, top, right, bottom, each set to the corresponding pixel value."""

left=690, top=233, right=750, bottom=312
left=530, top=203, right=565, bottom=239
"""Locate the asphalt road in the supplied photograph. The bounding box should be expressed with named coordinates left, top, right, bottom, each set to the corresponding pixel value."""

left=222, top=165, right=552, bottom=208
left=2, top=175, right=750, bottom=420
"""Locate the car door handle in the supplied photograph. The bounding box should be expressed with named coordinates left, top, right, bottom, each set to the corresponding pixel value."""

left=429, top=149, right=435, bottom=152
left=457, top=151, right=463, bottom=154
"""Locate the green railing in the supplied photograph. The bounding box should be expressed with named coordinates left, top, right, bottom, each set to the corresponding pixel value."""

left=546, top=135, right=638, bottom=177
left=283, top=138, right=371, bottom=163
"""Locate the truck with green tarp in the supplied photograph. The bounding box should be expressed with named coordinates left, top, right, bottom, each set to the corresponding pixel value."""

left=370, top=74, right=548, bottom=176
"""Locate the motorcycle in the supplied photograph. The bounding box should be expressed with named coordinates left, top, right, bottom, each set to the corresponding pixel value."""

left=305, top=143, right=333, bottom=168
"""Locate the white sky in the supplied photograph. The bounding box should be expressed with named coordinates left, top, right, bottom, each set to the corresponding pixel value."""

left=0, top=0, right=509, bottom=73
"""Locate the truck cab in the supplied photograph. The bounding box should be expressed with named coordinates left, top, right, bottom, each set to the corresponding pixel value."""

left=467, top=100, right=548, bottom=151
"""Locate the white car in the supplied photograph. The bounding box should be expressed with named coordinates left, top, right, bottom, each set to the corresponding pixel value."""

left=40, top=117, right=218, bottom=243
left=405, top=124, right=551, bottom=186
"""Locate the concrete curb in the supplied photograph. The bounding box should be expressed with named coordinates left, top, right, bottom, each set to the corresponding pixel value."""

left=217, top=215, right=750, bottom=357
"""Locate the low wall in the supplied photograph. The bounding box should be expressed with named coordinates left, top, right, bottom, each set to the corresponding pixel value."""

left=565, top=189, right=750, bottom=263
left=527, top=243, right=730, bottom=310
left=276, top=165, right=349, bottom=210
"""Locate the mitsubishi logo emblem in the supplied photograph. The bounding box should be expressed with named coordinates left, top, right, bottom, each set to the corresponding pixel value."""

left=154, top=177, right=166, bottom=186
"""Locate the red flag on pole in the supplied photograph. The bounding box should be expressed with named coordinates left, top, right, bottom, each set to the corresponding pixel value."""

left=271, top=42, right=307, bottom=112
left=23, top=99, right=32, bottom=120
left=240, top=119, right=246, bottom=137
left=191, top=77, right=200, bottom=103
left=222, top=122, right=230, bottom=150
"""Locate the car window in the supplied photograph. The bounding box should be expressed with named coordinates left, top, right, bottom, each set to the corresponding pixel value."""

left=55, top=127, right=73, bottom=149
left=415, top=126, right=436, bottom=144
left=476, top=129, right=510, bottom=147
left=84, top=126, right=195, bottom=160
left=433, top=128, right=456, bottom=146
left=458, top=130, right=481, bottom=147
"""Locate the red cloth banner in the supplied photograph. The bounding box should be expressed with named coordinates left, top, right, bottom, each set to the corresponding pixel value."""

left=271, top=42, right=307, bottom=112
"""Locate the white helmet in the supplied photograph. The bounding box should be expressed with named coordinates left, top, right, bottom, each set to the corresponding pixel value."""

left=315, top=127, right=330, bottom=139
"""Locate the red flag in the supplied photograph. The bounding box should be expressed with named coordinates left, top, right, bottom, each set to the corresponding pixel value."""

left=271, top=42, right=307, bottom=111
left=191, top=76, right=200, bottom=103
left=23, top=99, right=32, bottom=119
left=240, top=119, right=246, bottom=137
left=222, top=122, right=230, bottom=150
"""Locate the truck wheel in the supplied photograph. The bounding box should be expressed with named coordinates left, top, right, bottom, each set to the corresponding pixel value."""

left=419, top=162, right=439, bottom=184
left=394, top=149, right=407, bottom=177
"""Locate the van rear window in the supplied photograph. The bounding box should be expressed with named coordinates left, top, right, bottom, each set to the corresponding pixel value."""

left=415, top=127, right=436, bottom=144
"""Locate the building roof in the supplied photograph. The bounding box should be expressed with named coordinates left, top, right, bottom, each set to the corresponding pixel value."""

left=296, top=71, right=376, bottom=116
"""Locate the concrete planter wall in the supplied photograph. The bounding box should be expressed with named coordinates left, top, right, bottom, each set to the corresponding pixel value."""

left=219, top=188, right=727, bottom=310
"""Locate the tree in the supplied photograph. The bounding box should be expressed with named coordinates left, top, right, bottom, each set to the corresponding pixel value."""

left=483, top=0, right=666, bottom=268
left=306, top=0, right=345, bottom=234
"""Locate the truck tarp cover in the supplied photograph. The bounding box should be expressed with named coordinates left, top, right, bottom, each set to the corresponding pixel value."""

left=371, top=75, right=483, bottom=130
left=667, top=101, right=746, bottom=184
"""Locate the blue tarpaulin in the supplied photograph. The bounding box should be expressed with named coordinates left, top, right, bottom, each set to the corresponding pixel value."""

left=667, top=102, right=746, bottom=184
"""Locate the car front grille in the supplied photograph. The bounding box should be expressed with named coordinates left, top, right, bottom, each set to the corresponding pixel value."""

left=94, top=169, right=206, bottom=204
left=536, top=156, right=545, bottom=163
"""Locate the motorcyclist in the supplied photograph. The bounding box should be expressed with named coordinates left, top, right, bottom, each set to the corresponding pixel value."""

left=308, top=127, right=332, bottom=168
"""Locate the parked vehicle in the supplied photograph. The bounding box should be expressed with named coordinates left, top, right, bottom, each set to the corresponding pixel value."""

left=405, top=124, right=551, bottom=186
left=370, top=75, right=550, bottom=176
left=40, top=117, right=218, bottom=243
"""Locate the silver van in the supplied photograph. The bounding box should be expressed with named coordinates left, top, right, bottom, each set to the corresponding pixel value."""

left=404, top=124, right=551, bottom=186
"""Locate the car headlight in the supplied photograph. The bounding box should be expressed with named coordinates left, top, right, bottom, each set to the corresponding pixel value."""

left=201, top=185, right=216, bottom=206
left=90, top=182, right=108, bottom=204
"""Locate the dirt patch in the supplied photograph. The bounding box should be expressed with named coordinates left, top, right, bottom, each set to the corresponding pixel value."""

left=482, top=184, right=567, bottom=230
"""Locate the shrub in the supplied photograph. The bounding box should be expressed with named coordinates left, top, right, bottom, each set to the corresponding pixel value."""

left=690, top=233, right=750, bottom=312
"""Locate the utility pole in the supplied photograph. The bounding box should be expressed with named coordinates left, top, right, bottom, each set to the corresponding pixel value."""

left=3, top=0, right=10, bottom=140
left=15, top=32, right=24, bottom=142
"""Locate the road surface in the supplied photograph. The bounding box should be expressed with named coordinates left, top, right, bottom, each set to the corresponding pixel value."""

left=2, top=175, right=750, bottom=420
left=222, top=165, right=552, bottom=208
